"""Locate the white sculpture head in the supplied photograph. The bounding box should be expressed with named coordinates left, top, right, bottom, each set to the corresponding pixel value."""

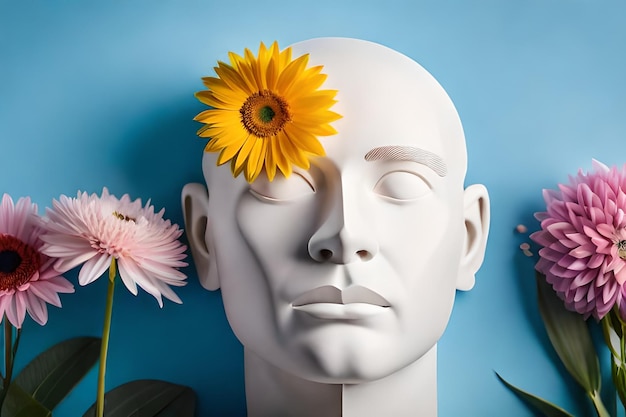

left=182, top=37, right=489, bottom=385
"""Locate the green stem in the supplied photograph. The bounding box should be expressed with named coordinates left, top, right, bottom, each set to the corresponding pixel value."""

left=621, top=319, right=626, bottom=416
left=619, top=321, right=626, bottom=367
left=3, top=317, right=11, bottom=391
left=602, top=316, right=621, bottom=359
left=589, top=390, right=611, bottom=417
left=96, top=258, right=117, bottom=417
left=5, top=327, right=20, bottom=389
left=11, top=328, right=21, bottom=366
left=606, top=310, right=626, bottom=414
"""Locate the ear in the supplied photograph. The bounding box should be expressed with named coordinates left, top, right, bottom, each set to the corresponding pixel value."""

left=456, top=184, right=490, bottom=291
left=181, top=182, right=220, bottom=290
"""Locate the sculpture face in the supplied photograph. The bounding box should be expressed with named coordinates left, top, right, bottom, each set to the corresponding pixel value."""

left=184, top=38, right=489, bottom=384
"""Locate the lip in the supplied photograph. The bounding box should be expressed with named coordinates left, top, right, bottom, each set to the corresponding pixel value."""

left=292, top=303, right=388, bottom=320
left=291, top=285, right=390, bottom=320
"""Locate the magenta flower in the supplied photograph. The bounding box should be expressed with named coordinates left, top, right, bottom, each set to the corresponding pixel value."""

left=40, top=188, right=188, bottom=307
left=531, top=160, right=626, bottom=320
left=0, top=194, right=74, bottom=328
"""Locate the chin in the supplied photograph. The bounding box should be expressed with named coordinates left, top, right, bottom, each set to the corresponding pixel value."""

left=298, top=352, right=408, bottom=384
left=285, top=330, right=412, bottom=384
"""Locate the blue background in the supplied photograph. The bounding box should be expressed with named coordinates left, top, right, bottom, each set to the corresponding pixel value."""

left=1, top=1, right=625, bottom=416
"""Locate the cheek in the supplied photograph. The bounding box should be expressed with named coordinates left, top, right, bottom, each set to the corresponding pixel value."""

left=206, top=192, right=301, bottom=350
left=211, top=218, right=273, bottom=346
left=236, top=194, right=319, bottom=269
left=377, top=194, right=464, bottom=275
left=224, top=194, right=320, bottom=332
left=376, top=197, right=464, bottom=341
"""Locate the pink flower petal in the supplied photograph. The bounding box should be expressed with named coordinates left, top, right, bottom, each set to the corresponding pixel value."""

left=596, top=223, right=616, bottom=239
left=117, top=258, right=139, bottom=295
left=78, top=254, right=112, bottom=286
left=54, top=251, right=97, bottom=274
left=602, top=281, right=618, bottom=304
left=587, top=253, right=606, bottom=269
left=569, top=246, right=594, bottom=258
left=571, top=270, right=596, bottom=288
left=0, top=295, right=12, bottom=323
left=28, top=277, right=73, bottom=307
left=566, top=232, right=591, bottom=246
left=119, top=259, right=163, bottom=306
left=557, top=256, right=588, bottom=271
left=615, top=264, right=626, bottom=285
left=7, top=293, right=27, bottom=329
left=25, top=291, right=48, bottom=326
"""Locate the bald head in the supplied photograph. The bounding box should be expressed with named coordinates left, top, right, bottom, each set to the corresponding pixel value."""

left=184, top=37, right=489, bottom=390
left=202, top=38, right=467, bottom=188
left=288, top=37, right=467, bottom=183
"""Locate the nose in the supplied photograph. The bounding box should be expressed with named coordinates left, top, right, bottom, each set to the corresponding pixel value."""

left=308, top=181, right=379, bottom=264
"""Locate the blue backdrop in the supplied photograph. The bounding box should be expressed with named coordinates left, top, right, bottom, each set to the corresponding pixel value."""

left=1, top=1, right=625, bottom=416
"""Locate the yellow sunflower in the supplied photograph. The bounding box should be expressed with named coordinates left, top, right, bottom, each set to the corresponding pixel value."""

left=194, top=41, right=341, bottom=183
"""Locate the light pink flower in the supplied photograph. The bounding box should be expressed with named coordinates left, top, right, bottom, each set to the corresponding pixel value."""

left=0, top=194, right=74, bottom=328
left=531, top=160, right=626, bottom=320
left=40, top=188, right=188, bottom=307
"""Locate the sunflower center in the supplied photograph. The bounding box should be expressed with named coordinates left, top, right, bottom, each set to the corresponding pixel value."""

left=0, top=234, right=41, bottom=291
left=240, top=90, right=291, bottom=137
left=259, top=106, right=275, bottom=123
left=618, top=240, right=626, bottom=260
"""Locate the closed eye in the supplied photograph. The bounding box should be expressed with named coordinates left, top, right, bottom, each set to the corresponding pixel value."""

left=373, top=171, right=431, bottom=201
left=249, top=172, right=315, bottom=202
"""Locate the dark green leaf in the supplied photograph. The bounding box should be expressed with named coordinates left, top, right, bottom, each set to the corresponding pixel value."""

left=82, top=379, right=196, bottom=417
left=496, top=372, right=574, bottom=417
left=13, top=336, right=101, bottom=410
left=536, top=271, right=601, bottom=393
left=0, top=382, right=51, bottom=417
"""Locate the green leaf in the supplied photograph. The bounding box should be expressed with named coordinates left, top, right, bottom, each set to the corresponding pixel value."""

left=608, top=311, right=624, bottom=339
left=496, top=372, right=574, bottom=417
left=612, top=359, right=626, bottom=410
left=82, top=379, right=196, bottom=417
left=535, top=271, right=601, bottom=393
left=12, top=336, right=101, bottom=410
left=0, top=382, right=52, bottom=417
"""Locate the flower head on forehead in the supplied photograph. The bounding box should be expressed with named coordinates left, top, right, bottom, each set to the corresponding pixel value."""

left=194, top=41, right=341, bottom=183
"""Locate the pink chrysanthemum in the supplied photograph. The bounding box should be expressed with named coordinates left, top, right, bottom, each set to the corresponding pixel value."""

left=40, top=188, right=188, bottom=307
left=0, top=194, right=74, bottom=328
left=531, top=160, right=626, bottom=320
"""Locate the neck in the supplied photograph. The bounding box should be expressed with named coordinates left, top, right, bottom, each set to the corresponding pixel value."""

left=244, top=345, right=438, bottom=417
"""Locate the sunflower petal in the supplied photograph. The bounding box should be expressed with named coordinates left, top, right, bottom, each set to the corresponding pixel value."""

left=278, top=131, right=310, bottom=170
left=234, top=135, right=256, bottom=174
left=230, top=51, right=259, bottom=95
left=265, top=41, right=281, bottom=90
left=265, top=137, right=278, bottom=181
left=272, top=133, right=292, bottom=178
left=248, top=137, right=268, bottom=182
left=283, top=124, right=326, bottom=156
left=214, top=62, right=250, bottom=95
left=276, top=54, right=309, bottom=94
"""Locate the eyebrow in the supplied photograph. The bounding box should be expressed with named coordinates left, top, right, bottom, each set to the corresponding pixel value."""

left=364, top=145, right=448, bottom=177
